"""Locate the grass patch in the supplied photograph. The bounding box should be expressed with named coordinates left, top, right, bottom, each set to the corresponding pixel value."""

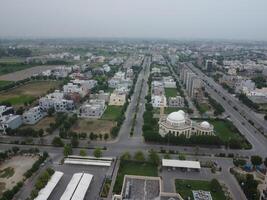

left=113, top=161, right=158, bottom=194
left=100, top=179, right=112, bottom=198
left=0, top=80, right=13, bottom=87
left=0, top=81, right=61, bottom=106
left=101, top=105, right=123, bottom=120
left=0, top=167, right=15, bottom=179
left=175, top=179, right=226, bottom=200
left=165, top=88, right=178, bottom=98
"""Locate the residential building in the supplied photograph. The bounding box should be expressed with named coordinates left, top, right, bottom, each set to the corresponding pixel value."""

left=91, top=90, right=110, bottom=103
left=152, top=81, right=165, bottom=96
left=79, top=99, right=106, bottom=118
left=54, top=99, right=74, bottom=112
left=109, top=92, right=126, bottom=106
left=151, top=95, right=167, bottom=108
left=168, top=96, right=184, bottom=107
left=163, top=76, right=176, bottom=88
left=235, top=79, right=256, bottom=94
left=0, top=114, right=22, bottom=133
left=0, top=105, right=14, bottom=117
left=23, top=106, right=46, bottom=125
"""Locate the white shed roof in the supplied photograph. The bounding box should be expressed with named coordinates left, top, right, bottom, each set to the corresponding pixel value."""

left=59, top=173, right=83, bottom=200
left=34, top=171, right=64, bottom=200
left=71, top=173, right=93, bottom=200
left=64, top=158, right=111, bottom=167
left=162, top=159, right=201, bottom=169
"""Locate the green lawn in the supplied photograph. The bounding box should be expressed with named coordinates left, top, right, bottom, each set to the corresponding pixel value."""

left=165, top=88, right=178, bottom=98
left=209, top=119, right=241, bottom=142
left=0, top=95, right=34, bottom=105
left=0, top=80, right=13, bottom=87
left=175, top=179, right=226, bottom=200
left=101, top=105, right=123, bottom=120
left=113, top=161, right=158, bottom=194
left=0, top=167, right=15, bottom=178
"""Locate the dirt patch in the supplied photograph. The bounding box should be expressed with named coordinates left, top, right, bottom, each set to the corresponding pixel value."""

left=20, top=116, right=55, bottom=134
left=71, top=119, right=115, bottom=136
left=0, top=155, right=38, bottom=195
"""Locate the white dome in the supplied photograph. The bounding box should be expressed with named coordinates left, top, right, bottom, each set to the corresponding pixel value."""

left=200, top=121, right=210, bottom=129
left=177, top=110, right=185, bottom=116
left=167, top=110, right=186, bottom=125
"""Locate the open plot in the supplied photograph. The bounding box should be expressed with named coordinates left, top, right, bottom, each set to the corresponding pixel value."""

left=101, top=105, right=123, bottom=120
left=0, top=81, right=61, bottom=106
left=71, top=119, right=115, bottom=135
left=20, top=116, right=55, bottom=134
left=0, top=155, right=38, bottom=195
left=175, top=179, right=226, bottom=200
left=113, top=161, right=158, bottom=194
left=165, top=88, right=178, bottom=98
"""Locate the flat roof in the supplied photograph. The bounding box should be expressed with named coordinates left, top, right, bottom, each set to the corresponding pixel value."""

left=162, top=159, right=201, bottom=169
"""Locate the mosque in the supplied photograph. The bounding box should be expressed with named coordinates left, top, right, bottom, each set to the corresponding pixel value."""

left=158, top=102, right=214, bottom=138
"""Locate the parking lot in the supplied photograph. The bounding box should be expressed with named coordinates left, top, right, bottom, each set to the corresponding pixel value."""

left=49, top=164, right=110, bottom=200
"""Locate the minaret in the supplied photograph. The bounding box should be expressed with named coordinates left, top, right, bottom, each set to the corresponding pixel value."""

left=160, top=95, right=165, bottom=118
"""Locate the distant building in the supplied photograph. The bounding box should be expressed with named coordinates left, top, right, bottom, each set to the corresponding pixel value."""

left=0, top=105, right=14, bottom=117
left=109, top=93, right=126, bottom=106
left=23, top=106, right=46, bottom=125
left=151, top=95, right=167, bottom=108
left=79, top=99, right=106, bottom=118
left=91, top=90, right=110, bottom=103
left=0, top=114, right=22, bottom=133
left=168, top=96, right=184, bottom=107
left=152, top=81, right=165, bottom=96
left=235, top=79, right=255, bottom=94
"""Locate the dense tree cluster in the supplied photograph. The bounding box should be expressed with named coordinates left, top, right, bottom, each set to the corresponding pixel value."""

left=204, top=92, right=225, bottom=115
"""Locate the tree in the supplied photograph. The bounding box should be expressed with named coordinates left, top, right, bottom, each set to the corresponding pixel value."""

left=93, top=147, right=102, bottom=158
left=164, top=154, right=171, bottom=159
left=148, top=149, right=160, bottom=165
left=120, top=152, right=131, bottom=161
left=63, top=144, right=72, bottom=157
left=104, top=133, right=109, bottom=141
left=210, top=179, right=221, bottom=192
left=251, top=155, right=262, bottom=167
left=47, top=107, right=55, bottom=116
left=52, top=137, right=64, bottom=147
left=71, top=137, right=79, bottom=148
left=79, top=149, right=87, bottom=156
left=264, top=157, right=267, bottom=168
left=12, top=146, right=20, bottom=154
left=134, top=151, right=145, bottom=162
left=178, top=153, right=186, bottom=160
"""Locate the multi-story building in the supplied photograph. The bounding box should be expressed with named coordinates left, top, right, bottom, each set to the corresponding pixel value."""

left=0, top=105, right=14, bottom=117
left=168, top=96, right=184, bottom=107
left=22, top=106, right=46, bottom=125
left=0, top=114, right=22, bottom=133
left=109, top=92, right=126, bottom=106
left=151, top=95, right=167, bottom=108
left=163, top=76, right=176, bottom=88
left=79, top=99, right=106, bottom=118
left=90, top=90, right=110, bottom=103
left=54, top=99, right=74, bottom=112
left=152, top=81, right=165, bottom=96
left=235, top=79, right=255, bottom=94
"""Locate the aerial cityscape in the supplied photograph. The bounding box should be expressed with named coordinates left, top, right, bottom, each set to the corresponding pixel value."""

left=0, top=1, right=267, bottom=200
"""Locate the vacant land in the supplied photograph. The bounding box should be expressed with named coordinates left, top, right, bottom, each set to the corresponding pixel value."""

left=0, top=155, right=38, bottom=195
left=175, top=179, right=226, bottom=200
left=165, top=88, right=178, bottom=98
left=0, top=65, right=60, bottom=81
left=20, top=116, right=55, bottom=134
left=101, top=105, right=123, bottom=120
left=71, top=119, right=115, bottom=136
left=0, top=81, right=61, bottom=106
left=113, top=161, right=158, bottom=194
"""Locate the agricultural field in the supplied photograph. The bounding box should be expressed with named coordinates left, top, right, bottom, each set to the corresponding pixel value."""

left=175, top=179, right=226, bottom=200
left=71, top=118, right=115, bottom=136
left=165, top=88, right=178, bottom=98
left=0, top=81, right=61, bottom=107
left=0, top=80, right=13, bottom=88
left=101, top=105, right=123, bottom=120
left=113, top=161, right=158, bottom=194
left=0, top=155, right=38, bottom=196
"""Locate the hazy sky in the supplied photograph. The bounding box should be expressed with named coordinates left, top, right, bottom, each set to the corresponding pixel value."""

left=0, top=0, right=267, bottom=40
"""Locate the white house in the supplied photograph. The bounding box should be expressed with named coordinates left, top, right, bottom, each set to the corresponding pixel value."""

left=23, top=106, right=46, bottom=125
left=79, top=99, right=106, bottom=118
left=0, top=114, right=22, bottom=133
left=54, top=99, right=74, bottom=112
left=152, top=95, right=167, bottom=108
